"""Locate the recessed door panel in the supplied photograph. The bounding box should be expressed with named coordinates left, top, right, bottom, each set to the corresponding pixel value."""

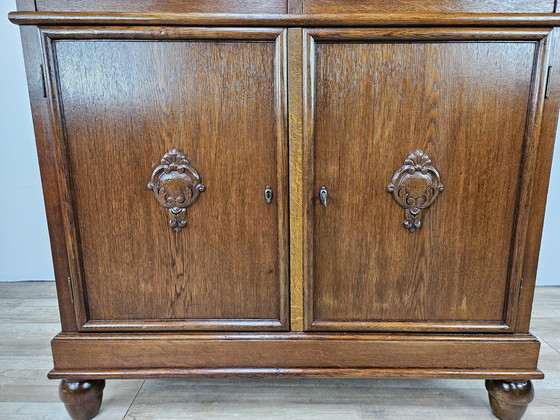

left=304, top=28, right=550, bottom=332
left=44, top=28, right=288, bottom=331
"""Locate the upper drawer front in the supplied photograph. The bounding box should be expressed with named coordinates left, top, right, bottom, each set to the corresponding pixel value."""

left=35, top=0, right=287, bottom=13
left=304, top=0, right=555, bottom=13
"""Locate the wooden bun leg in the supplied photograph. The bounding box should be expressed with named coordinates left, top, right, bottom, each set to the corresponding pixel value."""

left=485, top=380, right=534, bottom=420
left=59, top=379, right=106, bottom=420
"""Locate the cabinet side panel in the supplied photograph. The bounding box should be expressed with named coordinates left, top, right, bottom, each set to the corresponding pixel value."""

left=18, top=26, right=78, bottom=331
left=518, top=28, right=560, bottom=331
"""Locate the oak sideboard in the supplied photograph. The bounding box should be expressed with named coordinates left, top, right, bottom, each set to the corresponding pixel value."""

left=9, top=0, right=560, bottom=419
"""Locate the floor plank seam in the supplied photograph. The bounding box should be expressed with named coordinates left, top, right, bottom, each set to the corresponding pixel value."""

left=1, top=282, right=559, bottom=419
left=122, top=379, right=146, bottom=419
left=539, top=335, right=560, bottom=355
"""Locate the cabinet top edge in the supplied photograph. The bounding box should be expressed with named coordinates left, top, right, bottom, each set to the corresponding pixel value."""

left=8, top=11, right=560, bottom=27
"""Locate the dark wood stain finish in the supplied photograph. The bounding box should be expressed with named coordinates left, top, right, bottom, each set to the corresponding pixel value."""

left=42, top=27, right=289, bottom=331
left=288, top=0, right=304, bottom=14
left=59, top=380, right=105, bottom=420
left=35, top=0, right=288, bottom=14
left=485, top=380, right=535, bottom=420
left=11, top=13, right=560, bottom=28
left=147, top=148, right=207, bottom=232
left=48, top=332, right=542, bottom=374
left=387, top=149, right=444, bottom=232
left=304, top=28, right=550, bottom=332
left=517, top=28, right=560, bottom=333
left=10, top=2, right=559, bottom=420
left=48, top=368, right=543, bottom=381
left=16, top=24, right=79, bottom=331
left=304, top=0, right=555, bottom=14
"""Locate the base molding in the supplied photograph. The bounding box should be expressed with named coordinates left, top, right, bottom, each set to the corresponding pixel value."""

left=48, top=367, right=543, bottom=380
left=49, top=332, right=543, bottom=380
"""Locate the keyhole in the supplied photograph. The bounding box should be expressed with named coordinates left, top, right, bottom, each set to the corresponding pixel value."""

left=264, top=186, right=273, bottom=204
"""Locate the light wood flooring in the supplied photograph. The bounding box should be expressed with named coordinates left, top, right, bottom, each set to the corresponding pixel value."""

left=1, top=282, right=559, bottom=420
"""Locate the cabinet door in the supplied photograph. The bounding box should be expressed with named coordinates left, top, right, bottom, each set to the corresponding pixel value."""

left=303, top=28, right=551, bottom=332
left=42, top=27, right=288, bottom=331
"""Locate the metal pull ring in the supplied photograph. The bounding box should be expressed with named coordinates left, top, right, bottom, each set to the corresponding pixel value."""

left=264, top=186, right=273, bottom=204
left=319, top=185, right=328, bottom=207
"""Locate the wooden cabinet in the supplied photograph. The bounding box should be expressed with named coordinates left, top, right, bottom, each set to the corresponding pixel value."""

left=9, top=2, right=560, bottom=419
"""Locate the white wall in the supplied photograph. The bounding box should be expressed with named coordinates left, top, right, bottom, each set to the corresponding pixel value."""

left=0, top=2, right=558, bottom=284
left=538, top=127, right=560, bottom=285
left=0, top=1, right=54, bottom=281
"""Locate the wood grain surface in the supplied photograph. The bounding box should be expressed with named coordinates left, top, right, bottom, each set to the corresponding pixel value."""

left=43, top=28, right=289, bottom=331
left=49, top=332, right=542, bottom=374
left=304, top=0, right=555, bottom=14
left=9, top=1, right=560, bottom=417
left=20, top=0, right=560, bottom=15
left=517, top=27, right=560, bottom=333
left=59, top=379, right=105, bottom=420
left=47, top=368, right=544, bottom=381
left=10, top=12, right=560, bottom=28
left=304, top=29, right=548, bottom=332
left=288, top=28, right=305, bottom=331
left=288, top=0, right=304, bottom=14
left=486, top=380, right=535, bottom=420
left=35, top=0, right=288, bottom=13
left=16, top=25, right=79, bottom=331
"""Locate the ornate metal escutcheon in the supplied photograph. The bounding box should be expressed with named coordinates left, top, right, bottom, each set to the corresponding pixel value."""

left=387, top=150, right=443, bottom=232
left=147, top=148, right=205, bottom=232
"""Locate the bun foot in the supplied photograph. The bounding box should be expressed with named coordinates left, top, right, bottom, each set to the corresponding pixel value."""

left=485, top=380, right=534, bottom=420
left=59, top=379, right=106, bottom=420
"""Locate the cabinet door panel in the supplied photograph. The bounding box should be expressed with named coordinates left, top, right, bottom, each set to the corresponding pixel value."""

left=43, top=28, right=288, bottom=331
left=303, top=28, right=550, bottom=332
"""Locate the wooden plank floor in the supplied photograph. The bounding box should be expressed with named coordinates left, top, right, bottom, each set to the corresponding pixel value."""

left=1, top=282, right=559, bottom=420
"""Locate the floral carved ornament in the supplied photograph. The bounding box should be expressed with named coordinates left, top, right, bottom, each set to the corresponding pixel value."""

left=147, top=148, right=205, bottom=232
left=387, top=150, right=444, bottom=232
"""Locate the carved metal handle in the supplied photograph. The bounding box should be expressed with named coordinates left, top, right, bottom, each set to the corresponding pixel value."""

left=319, top=185, right=328, bottom=207
left=147, top=148, right=205, bottom=232
left=387, top=150, right=443, bottom=232
left=264, top=186, right=273, bottom=204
